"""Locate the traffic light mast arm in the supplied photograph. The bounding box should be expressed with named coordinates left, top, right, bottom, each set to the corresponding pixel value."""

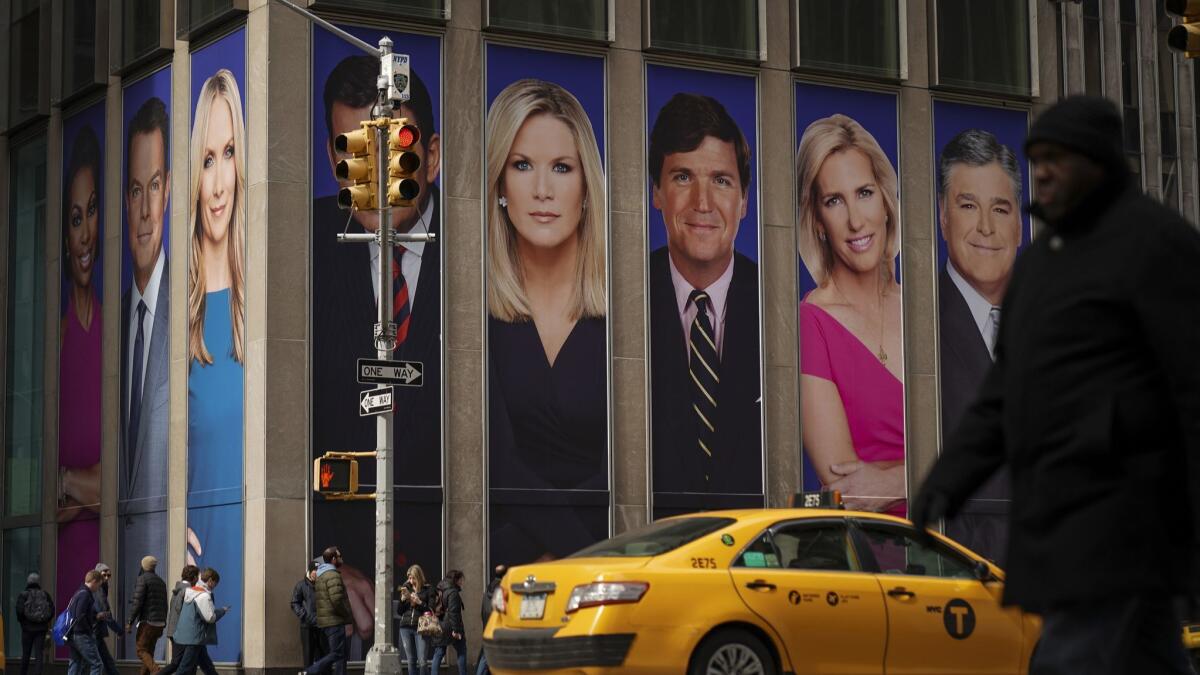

left=273, top=0, right=380, bottom=57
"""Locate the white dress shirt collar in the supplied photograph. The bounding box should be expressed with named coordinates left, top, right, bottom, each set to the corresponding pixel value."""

left=668, top=252, right=735, bottom=356
left=947, top=259, right=999, bottom=357
left=131, top=248, right=165, bottom=318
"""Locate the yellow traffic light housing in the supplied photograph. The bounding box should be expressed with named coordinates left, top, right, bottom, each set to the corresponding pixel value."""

left=334, top=124, right=377, bottom=211
left=1166, top=0, right=1200, bottom=58
left=314, top=456, right=359, bottom=494
left=387, top=119, right=422, bottom=208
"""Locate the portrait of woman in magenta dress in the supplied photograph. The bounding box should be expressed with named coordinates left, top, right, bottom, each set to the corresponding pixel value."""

left=796, top=114, right=905, bottom=515
left=58, top=122, right=103, bottom=616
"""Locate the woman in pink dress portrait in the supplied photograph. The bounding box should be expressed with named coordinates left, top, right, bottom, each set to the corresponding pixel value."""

left=796, top=114, right=905, bottom=514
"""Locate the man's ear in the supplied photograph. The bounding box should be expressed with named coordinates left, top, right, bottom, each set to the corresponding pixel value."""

left=326, top=140, right=338, bottom=181
left=651, top=183, right=662, bottom=211
left=739, top=190, right=748, bottom=220
left=163, top=170, right=171, bottom=212
left=424, top=132, right=442, bottom=184
left=937, top=197, right=948, bottom=240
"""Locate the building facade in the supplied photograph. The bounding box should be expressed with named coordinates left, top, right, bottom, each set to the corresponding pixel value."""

left=1, top=0, right=1196, bottom=670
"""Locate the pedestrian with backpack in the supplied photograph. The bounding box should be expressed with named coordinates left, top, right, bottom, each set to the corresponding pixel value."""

left=66, top=570, right=107, bottom=675
left=430, top=570, right=468, bottom=675
left=15, top=573, right=54, bottom=675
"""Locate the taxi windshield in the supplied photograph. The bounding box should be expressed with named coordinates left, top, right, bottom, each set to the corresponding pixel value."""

left=569, top=517, right=736, bottom=558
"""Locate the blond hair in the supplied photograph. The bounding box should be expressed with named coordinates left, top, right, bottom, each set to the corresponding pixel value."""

left=796, top=114, right=899, bottom=286
left=406, top=564, right=427, bottom=588
left=188, top=69, right=246, bottom=365
left=486, top=79, right=606, bottom=322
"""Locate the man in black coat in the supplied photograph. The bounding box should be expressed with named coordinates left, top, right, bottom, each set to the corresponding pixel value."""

left=936, top=129, right=1024, bottom=564
left=126, top=556, right=168, bottom=675
left=647, top=93, right=762, bottom=518
left=15, top=573, right=53, bottom=675
left=913, top=96, right=1200, bottom=674
left=290, top=561, right=325, bottom=667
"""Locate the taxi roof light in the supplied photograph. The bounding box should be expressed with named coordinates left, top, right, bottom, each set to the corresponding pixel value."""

left=565, top=582, right=649, bottom=614
left=790, top=490, right=844, bottom=509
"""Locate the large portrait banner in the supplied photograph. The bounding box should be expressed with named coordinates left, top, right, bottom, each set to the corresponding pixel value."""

left=118, top=65, right=172, bottom=660
left=186, top=27, right=247, bottom=663
left=794, top=83, right=907, bottom=517
left=646, top=64, right=764, bottom=519
left=311, top=24, right=443, bottom=656
left=484, top=43, right=610, bottom=568
left=58, top=98, right=105, bottom=659
left=933, top=100, right=1031, bottom=564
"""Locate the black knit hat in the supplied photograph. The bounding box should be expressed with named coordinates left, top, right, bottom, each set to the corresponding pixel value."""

left=1025, top=96, right=1125, bottom=171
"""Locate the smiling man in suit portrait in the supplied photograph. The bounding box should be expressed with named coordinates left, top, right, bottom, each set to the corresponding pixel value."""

left=936, top=128, right=1022, bottom=563
left=648, top=93, right=762, bottom=515
left=118, top=95, right=172, bottom=657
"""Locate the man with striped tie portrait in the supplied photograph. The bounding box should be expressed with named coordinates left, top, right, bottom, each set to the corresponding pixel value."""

left=648, top=92, right=763, bottom=516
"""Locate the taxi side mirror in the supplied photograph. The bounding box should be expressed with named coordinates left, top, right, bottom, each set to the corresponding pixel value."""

left=972, top=560, right=992, bottom=582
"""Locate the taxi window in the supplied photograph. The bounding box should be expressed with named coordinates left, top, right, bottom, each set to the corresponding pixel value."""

left=569, top=517, right=736, bottom=558
left=734, top=522, right=856, bottom=571
left=854, top=522, right=976, bottom=579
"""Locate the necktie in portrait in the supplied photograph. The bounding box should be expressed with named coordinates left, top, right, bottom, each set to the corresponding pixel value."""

left=688, top=290, right=720, bottom=484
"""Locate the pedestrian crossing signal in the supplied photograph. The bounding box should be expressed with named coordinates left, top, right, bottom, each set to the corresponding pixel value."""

left=314, top=457, right=358, bottom=494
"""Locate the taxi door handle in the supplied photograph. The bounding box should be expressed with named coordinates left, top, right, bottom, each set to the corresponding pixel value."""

left=745, top=580, right=777, bottom=591
left=887, top=587, right=915, bottom=599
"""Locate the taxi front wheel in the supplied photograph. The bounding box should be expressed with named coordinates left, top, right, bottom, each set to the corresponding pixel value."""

left=689, top=628, right=777, bottom=675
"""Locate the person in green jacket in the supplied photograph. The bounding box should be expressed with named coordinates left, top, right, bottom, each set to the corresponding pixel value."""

left=302, top=547, right=352, bottom=675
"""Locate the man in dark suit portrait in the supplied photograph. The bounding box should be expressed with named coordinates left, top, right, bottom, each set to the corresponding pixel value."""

left=118, top=96, right=172, bottom=658
left=311, top=56, right=443, bottom=647
left=936, top=129, right=1022, bottom=563
left=648, top=93, right=762, bottom=514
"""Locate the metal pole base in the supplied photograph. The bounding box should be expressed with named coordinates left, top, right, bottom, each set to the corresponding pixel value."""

left=364, top=644, right=405, bottom=675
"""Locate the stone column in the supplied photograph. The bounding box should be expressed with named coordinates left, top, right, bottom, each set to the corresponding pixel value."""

left=242, top=0, right=312, bottom=671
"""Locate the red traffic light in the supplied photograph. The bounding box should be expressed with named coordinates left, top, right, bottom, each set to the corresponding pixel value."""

left=394, top=123, right=420, bottom=149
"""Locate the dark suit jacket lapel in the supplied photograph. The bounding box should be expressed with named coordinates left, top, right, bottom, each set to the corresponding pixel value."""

left=939, top=266, right=992, bottom=371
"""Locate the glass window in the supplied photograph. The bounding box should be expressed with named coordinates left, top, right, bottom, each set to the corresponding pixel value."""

left=1157, top=1, right=1180, bottom=208
left=936, top=0, right=1031, bottom=96
left=487, top=0, right=608, bottom=41
left=120, top=0, right=165, bottom=68
left=176, top=0, right=247, bottom=40
left=1119, top=0, right=1143, bottom=185
left=3, top=526, right=41, bottom=654
left=62, top=0, right=100, bottom=99
left=5, top=136, right=46, bottom=517
left=309, top=0, right=447, bottom=22
left=1082, top=0, right=1103, bottom=96
left=569, top=517, right=736, bottom=558
left=648, top=0, right=761, bottom=61
left=856, top=522, right=977, bottom=578
left=9, top=0, right=47, bottom=126
left=794, top=0, right=900, bottom=79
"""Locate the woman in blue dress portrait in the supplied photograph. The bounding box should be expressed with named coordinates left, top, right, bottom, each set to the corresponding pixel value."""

left=186, top=67, right=246, bottom=662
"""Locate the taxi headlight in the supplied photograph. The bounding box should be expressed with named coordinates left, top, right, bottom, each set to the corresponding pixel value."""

left=491, top=586, right=507, bottom=613
left=565, top=582, right=649, bottom=613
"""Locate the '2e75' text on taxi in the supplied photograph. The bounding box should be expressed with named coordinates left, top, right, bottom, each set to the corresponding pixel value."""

left=483, top=509, right=1041, bottom=674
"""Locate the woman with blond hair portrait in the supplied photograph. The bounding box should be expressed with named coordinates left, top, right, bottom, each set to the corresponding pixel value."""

left=486, top=78, right=607, bottom=493
left=797, top=113, right=905, bottom=515
left=185, top=67, right=246, bottom=660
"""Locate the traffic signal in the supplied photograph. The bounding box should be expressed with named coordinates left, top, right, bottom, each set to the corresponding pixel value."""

left=335, top=123, right=377, bottom=211
left=313, top=456, right=359, bottom=494
left=1166, top=0, right=1200, bottom=58
left=387, top=119, right=422, bottom=208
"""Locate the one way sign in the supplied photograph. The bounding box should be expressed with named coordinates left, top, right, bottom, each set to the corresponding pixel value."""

left=359, top=386, right=393, bottom=417
left=357, top=358, right=424, bottom=387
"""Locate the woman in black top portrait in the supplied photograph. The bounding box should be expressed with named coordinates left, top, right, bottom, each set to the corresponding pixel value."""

left=485, top=78, right=608, bottom=497
left=482, top=77, right=609, bottom=562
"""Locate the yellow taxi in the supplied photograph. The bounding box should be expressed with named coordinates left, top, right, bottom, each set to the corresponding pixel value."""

left=483, top=501, right=1041, bottom=674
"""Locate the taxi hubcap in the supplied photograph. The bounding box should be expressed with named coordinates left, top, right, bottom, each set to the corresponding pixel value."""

left=707, top=644, right=764, bottom=675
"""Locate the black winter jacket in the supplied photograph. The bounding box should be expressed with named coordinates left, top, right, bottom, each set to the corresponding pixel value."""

left=128, top=569, right=169, bottom=625
left=920, top=172, right=1200, bottom=611
left=291, top=578, right=317, bottom=627
left=15, top=583, right=54, bottom=631
left=396, top=581, right=434, bottom=628
left=432, top=579, right=464, bottom=646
